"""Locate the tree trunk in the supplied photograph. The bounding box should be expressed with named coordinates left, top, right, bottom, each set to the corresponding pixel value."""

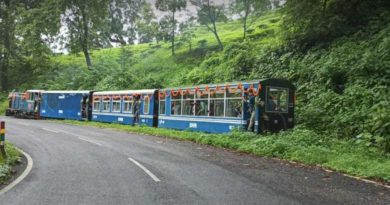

left=81, top=4, right=92, bottom=68
left=212, top=21, right=223, bottom=51
left=83, top=48, right=92, bottom=68
left=171, top=11, right=176, bottom=56
left=322, top=0, right=328, bottom=16
left=243, top=0, right=249, bottom=39
left=1, top=0, right=11, bottom=91
left=243, top=17, right=247, bottom=39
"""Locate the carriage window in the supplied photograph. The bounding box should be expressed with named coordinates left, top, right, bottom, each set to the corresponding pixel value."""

left=171, top=94, right=182, bottom=115
left=226, top=89, right=243, bottom=118
left=182, top=91, right=194, bottom=115
left=210, top=90, right=225, bottom=117
left=226, top=99, right=242, bottom=117
left=143, top=96, right=150, bottom=114
left=123, top=99, right=133, bottom=113
left=266, top=87, right=289, bottom=113
left=210, top=89, right=225, bottom=99
left=195, top=90, right=208, bottom=116
left=159, top=95, right=166, bottom=115
left=93, top=101, right=101, bottom=112
left=112, top=101, right=121, bottom=112
left=226, top=88, right=242, bottom=98
left=210, top=99, right=224, bottom=117
left=103, top=99, right=110, bottom=112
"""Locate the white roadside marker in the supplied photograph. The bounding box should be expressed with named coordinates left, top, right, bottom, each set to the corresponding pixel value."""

left=128, top=157, right=161, bottom=182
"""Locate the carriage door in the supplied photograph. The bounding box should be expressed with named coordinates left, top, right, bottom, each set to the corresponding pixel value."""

left=87, top=92, right=93, bottom=121
left=81, top=95, right=88, bottom=119
left=263, top=86, right=293, bottom=133
left=152, top=91, right=159, bottom=127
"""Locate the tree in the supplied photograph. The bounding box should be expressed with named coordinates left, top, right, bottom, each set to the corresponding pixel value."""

left=158, top=16, right=174, bottom=43
left=179, top=17, right=197, bottom=52
left=155, top=0, right=187, bottom=56
left=150, top=22, right=163, bottom=44
left=231, top=0, right=270, bottom=39
left=109, top=0, right=144, bottom=45
left=0, top=0, right=60, bottom=91
left=282, top=0, right=390, bottom=49
left=137, top=2, right=157, bottom=44
left=191, top=0, right=227, bottom=51
left=62, top=0, right=112, bottom=68
left=0, top=0, right=13, bottom=91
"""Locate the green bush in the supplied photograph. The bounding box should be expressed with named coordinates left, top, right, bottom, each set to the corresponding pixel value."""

left=0, top=143, right=22, bottom=184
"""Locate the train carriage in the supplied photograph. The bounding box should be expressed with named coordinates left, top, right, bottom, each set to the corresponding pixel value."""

left=91, top=90, right=159, bottom=127
left=158, top=79, right=295, bottom=133
left=40, top=91, right=93, bottom=120
left=6, top=79, right=295, bottom=134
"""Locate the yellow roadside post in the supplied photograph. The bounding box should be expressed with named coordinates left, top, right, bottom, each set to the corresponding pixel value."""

left=0, top=121, right=6, bottom=158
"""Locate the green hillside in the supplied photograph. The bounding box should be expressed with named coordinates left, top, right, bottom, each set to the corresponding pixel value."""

left=40, top=9, right=390, bottom=154
left=44, top=12, right=282, bottom=90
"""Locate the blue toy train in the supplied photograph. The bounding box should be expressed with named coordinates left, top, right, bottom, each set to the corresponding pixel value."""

left=6, top=79, right=295, bottom=133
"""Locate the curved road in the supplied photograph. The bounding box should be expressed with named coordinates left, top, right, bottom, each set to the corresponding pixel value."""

left=0, top=117, right=389, bottom=205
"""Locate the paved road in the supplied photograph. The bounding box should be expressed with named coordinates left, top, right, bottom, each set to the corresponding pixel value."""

left=0, top=117, right=389, bottom=205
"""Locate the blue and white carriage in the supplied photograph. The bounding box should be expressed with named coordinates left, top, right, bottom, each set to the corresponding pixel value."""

left=158, top=79, right=295, bottom=133
left=91, top=90, right=158, bottom=127
left=40, top=91, right=92, bottom=120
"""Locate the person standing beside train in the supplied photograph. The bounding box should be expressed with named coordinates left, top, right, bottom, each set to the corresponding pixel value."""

left=244, top=94, right=261, bottom=132
left=133, top=95, right=141, bottom=125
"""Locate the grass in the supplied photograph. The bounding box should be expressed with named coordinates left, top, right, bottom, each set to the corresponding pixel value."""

left=0, top=93, right=8, bottom=115
left=60, top=120, right=390, bottom=183
left=0, top=94, right=22, bottom=184
left=0, top=143, right=22, bottom=184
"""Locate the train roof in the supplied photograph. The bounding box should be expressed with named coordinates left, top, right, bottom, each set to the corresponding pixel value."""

left=94, top=89, right=157, bottom=95
left=162, top=79, right=293, bottom=90
left=26, top=90, right=45, bottom=93
left=42, top=90, right=91, bottom=94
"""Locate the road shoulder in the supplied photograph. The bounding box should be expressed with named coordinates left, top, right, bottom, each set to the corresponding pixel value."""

left=0, top=148, right=33, bottom=195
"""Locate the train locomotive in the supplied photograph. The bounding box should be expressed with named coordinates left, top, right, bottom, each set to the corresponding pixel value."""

left=6, top=79, right=295, bottom=133
left=6, top=90, right=44, bottom=119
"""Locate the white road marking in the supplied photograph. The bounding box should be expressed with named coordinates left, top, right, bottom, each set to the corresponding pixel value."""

left=62, top=130, right=105, bottom=138
left=0, top=148, right=34, bottom=195
left=78, top=137, right=102, bottom=146
left=128, top=157, right=161, bottom=182
left=41, top=128, right=59, bottom=133
left=60, top=130, right=103, bottom=146
left=60, top=130, right=83, bottom=137
left=16, top=122, right=31, bottom=126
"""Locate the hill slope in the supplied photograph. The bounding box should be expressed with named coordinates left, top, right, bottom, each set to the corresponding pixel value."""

left=36, top=10, right=389, bottom=153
